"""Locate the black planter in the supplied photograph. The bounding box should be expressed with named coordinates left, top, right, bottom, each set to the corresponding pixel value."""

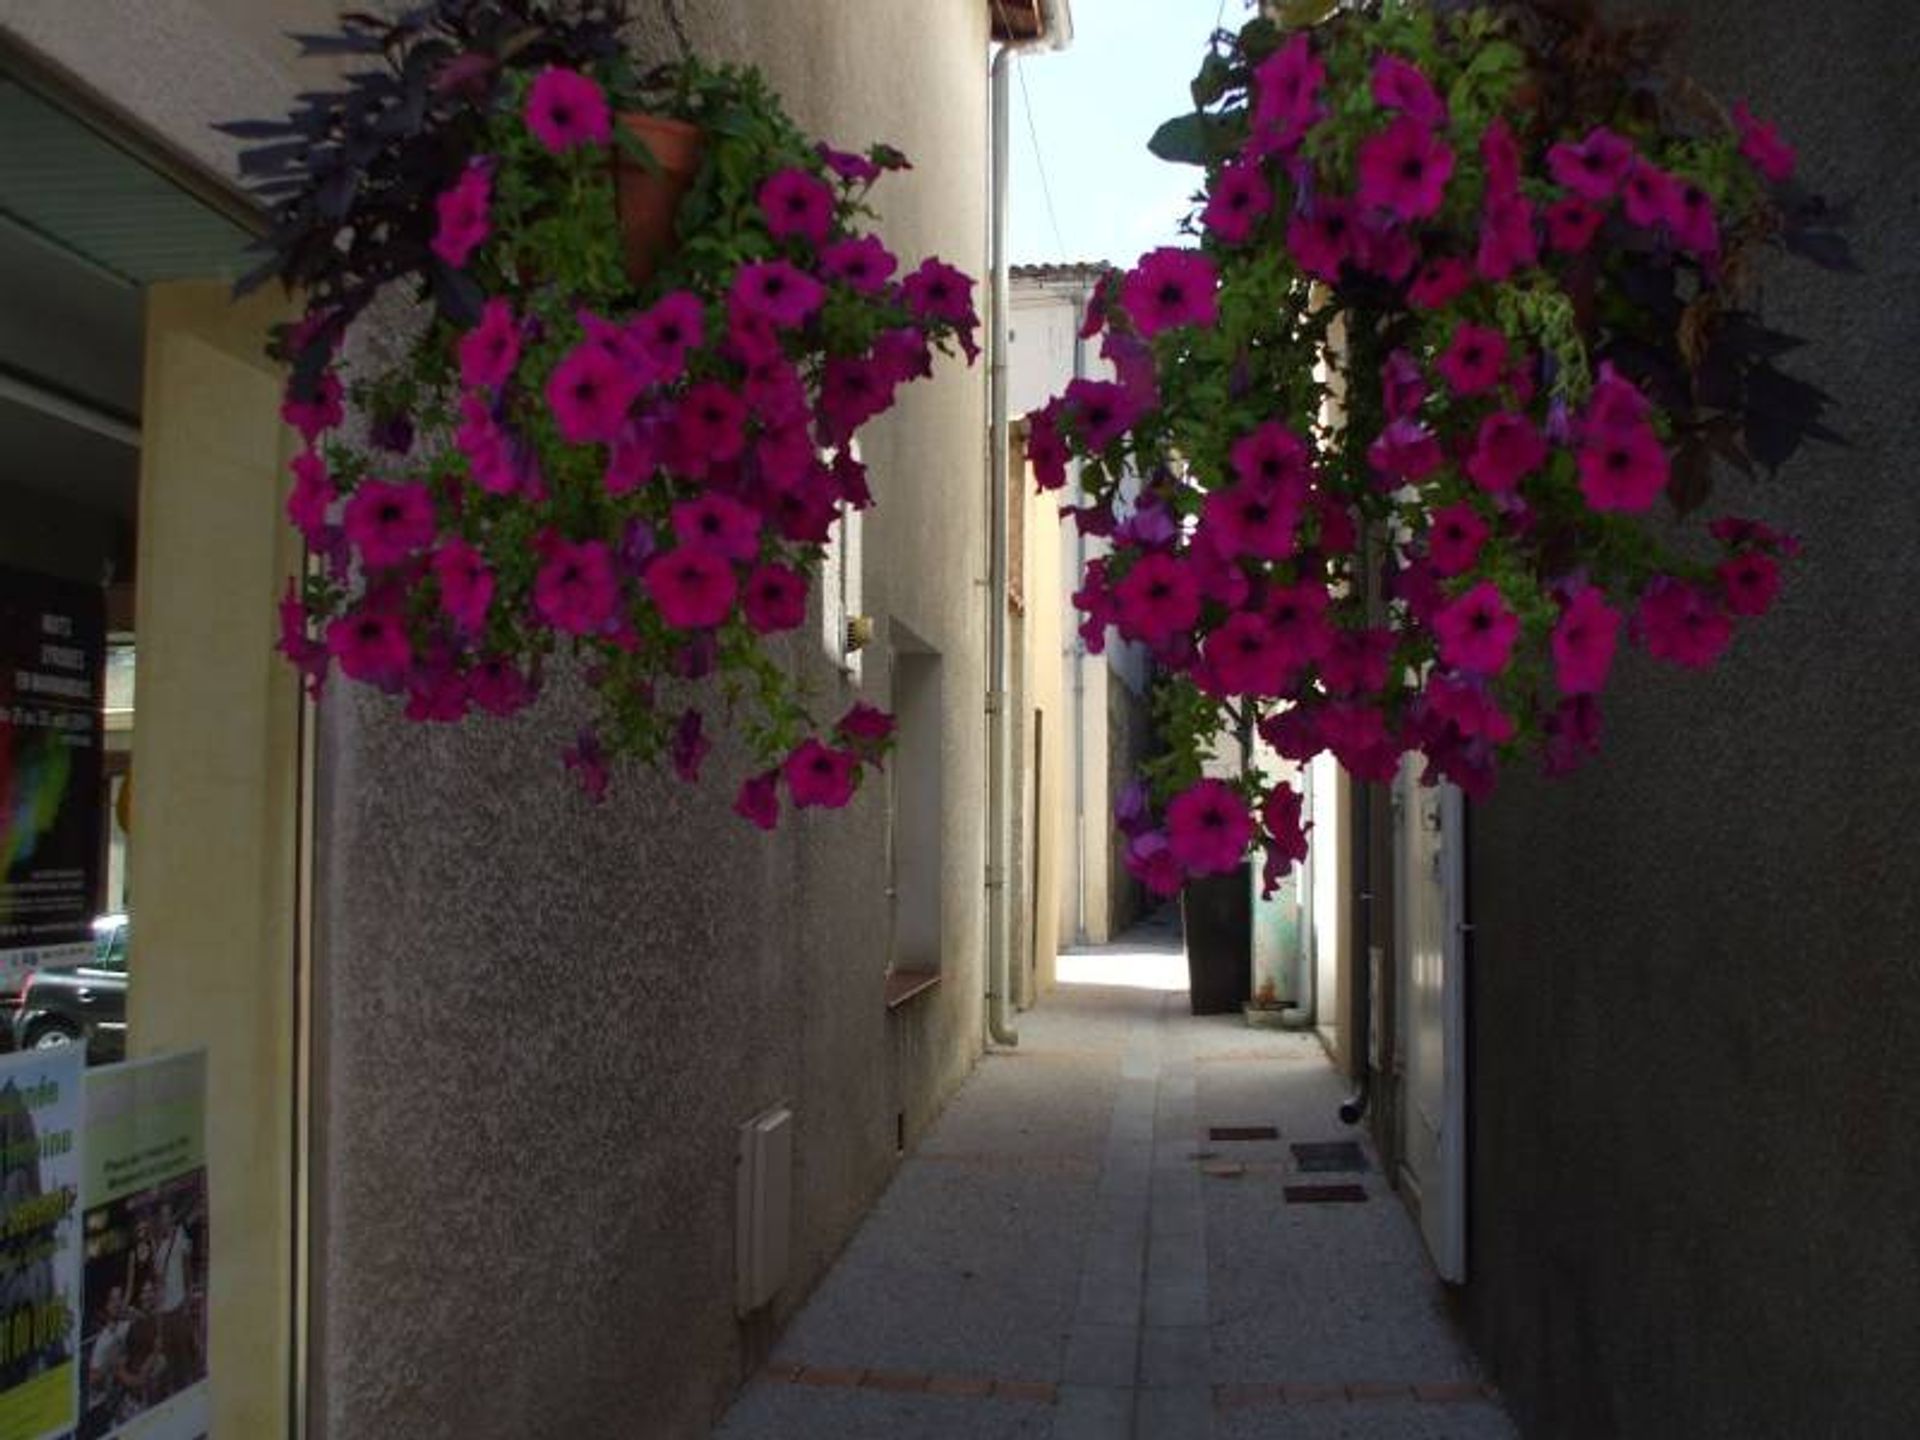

left=1180, top=864, right=1252, bottom=1016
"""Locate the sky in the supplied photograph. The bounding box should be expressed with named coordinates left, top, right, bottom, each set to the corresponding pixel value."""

left=1007, top=0, right=1252, bottom=267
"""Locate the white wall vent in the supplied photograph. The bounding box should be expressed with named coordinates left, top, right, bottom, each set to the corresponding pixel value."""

left=735, top=1105, right=793, bottom=1315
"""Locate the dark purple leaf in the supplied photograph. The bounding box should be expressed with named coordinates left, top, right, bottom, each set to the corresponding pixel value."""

left=287, top=31, right=387, bottom=55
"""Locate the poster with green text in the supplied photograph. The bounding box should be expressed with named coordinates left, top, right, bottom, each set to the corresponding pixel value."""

left=73, top=1053, right=205, bottom=1440
left=0, top=1043, right=84, bottom=1440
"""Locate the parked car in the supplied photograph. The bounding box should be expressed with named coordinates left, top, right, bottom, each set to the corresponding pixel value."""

left=0, top=914, right=128, bottom=1063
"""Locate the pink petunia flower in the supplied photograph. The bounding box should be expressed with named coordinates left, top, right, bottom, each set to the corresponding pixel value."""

left=817, top=143, right=881, bottom=185
left=458, top=298, right=521, bottom=391
left=1121, top=248, right=1218, bottom=338
left=547, top=339, right=641, bottom=444
left=1408, top=255, right=1472, bottom=310
left=1576, top=423, right=1668, bottom=512
left=431, top=159, right=492, bottom=268
left=783, top=739, right=859, bottom=809
left=326, top=607, right=412, bottom=688
left=286, top=451, right=334, bottom=539
left=1201, top=481, right=1304, bottom=562
left=758, top=167, right=835, bottom=246
left=1318, top=626, right=1396, bottom=697
left=1731, top=101, right=1796, bottom=183
left=1436, top=323, right=1509, bottom=397
left=1250, top=33, right=1325, bottom=152
left=469, top=656, right=537, bottom=717
left=1356, top=116, right=1454, bottom=221
left=630, top=291, right=705, bottom=380
left=277, top=583, right=328, bottom=693
left=1546, top=127, right=1636, bottom=200
left=836, top=702, right=896, bottom=749
left=1201, top=613, right=1296, bottom=698
left=820, top=234, right=897, bottom=293
left=1476, top=193, right=1538, bottom=281
left=1427, top=502, right=1489, bottom=577
left=671, top=494, right=762, bottom=562
left=1636, top=578, right=1731, bottom=668
left=1286, top=198, right=1356, bottom=284
left=1062, top=378, right=1144, bottom=452
left=1466, top=411, right=1548, bottom=494
left=645, top=545, right=738, bottom=630
left=734, top=770, right=781, bottom=830
left=1261, top=783, right=1311, bottom=868
left=1621, top=161, right=1682, bottom=231
left=1125, top=831, right=1186, bottom=898
left=1367, top=418, right=1443, bottom=484
left=534, top=539, right=619, bottom=636
left=1371, top=53, right=1447, bottom=127
left=1552, top=586, right=1621, bottom=694
left=741, top=560, right=807, bottom=634
left=432, top=540, right=493, bottom=634
left=282, top=372, right=344, bottom=443
left=1718, top=550, right=1780, bottom=616
left=342, top=480, right=436, bottom=570
left=669, top=708, right=710, bottom=784
left=731, top=260, right=827, bottom=330
left=1026, top=403, right=1070, bottom=491
left=525, top=67, right=611, bottom=152
left=1202, top=160, right=1272, bottom=245
left=902, top=257, right=976, bottom=327
left=1166, top=779, right=1254, bottom=876
left=1669, top=181, right=1719, bottom=259
left=671, top=382, right=750, bottom=468
left=1264, top=579, right=1333, bottom=670
left=1113, top=552, right=1200, bottom=645
left=1422, top=673, right=1515, bottom=743
left=1545, top=196, right=1605, bottom=254
left=1231, top=420, right=1310, bottom=487
left=1434, top=581, right=1520, bottom=676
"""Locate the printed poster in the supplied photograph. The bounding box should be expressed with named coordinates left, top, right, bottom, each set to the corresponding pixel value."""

left=0, top=568, right=105, bottom=989
left=0, top=1043, right=85, bottom=1440
left=72, top=1053, right=206, bottom=1440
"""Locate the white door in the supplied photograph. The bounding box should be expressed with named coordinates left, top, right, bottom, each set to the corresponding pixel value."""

left=1393, top=758, right=1466, bottom=1281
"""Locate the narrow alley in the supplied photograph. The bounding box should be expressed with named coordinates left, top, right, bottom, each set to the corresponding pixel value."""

left=715, top=915, right=1515, bottom=1439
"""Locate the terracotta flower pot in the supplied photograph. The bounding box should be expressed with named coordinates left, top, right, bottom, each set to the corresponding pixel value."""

left=614, top=112, right=704, bottom=287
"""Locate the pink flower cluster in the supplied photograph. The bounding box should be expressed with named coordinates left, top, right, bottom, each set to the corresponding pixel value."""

left=1027, top=30, right=1805, bottom=897
left=279, top=67, right=980, bottom=818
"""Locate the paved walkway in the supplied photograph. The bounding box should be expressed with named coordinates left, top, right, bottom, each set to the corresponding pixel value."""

left=715, top=913, right=1516, bottom=1439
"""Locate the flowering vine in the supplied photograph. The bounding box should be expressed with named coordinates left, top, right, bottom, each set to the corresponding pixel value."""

left=231, top=5, right=978, bottom=825
left=1027, top=0, right=1846, bottom=898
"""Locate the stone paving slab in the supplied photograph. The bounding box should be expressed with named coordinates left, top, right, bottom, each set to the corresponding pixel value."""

left=715, top=916, right=1516, bottom=1440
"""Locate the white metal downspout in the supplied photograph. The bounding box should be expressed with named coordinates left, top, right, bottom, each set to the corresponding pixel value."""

left=987, top=1, right=1071, bottom=1048
left=987, top=41, right=1020, bottom=1047
left=1068, top=291, right=1090, bottom=947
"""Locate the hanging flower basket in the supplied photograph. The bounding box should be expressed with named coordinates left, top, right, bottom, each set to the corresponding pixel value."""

left=222, top=3, right=981, bottom=826
left=1030, top=0, right=1849, bottom=897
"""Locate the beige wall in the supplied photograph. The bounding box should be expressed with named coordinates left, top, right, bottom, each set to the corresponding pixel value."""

left=130, top=282, right=301, bottom=1440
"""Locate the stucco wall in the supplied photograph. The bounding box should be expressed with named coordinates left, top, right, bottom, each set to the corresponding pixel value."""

left=301, top=5, right=993, bottom=1439
left=1462, top=4, right=1920, bottom=1435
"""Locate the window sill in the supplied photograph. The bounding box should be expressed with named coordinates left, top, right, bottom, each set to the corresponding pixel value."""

left=884, top=969, right=941, bottom=1010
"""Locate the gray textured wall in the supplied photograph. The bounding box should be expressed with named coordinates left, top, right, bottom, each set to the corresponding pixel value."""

left=305, top=4, right=992, bottom=1438
left=1463, top=4, right=1920, bottom=1436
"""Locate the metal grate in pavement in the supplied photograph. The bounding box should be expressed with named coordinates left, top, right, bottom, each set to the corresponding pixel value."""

left=1283, top=1182, right=1369, bottom=1204
left=1208, top=1124, right=1280, bottom=1141
left=1290, top=1140, right=1369, bottom=1173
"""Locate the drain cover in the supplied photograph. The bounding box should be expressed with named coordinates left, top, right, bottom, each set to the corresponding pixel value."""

left=1208, top=1125, right=1279, bottom=1142
left=1290, top=1141, right=1368, bottom=1174
left=1284, top=1183, right=1368, bottom=1204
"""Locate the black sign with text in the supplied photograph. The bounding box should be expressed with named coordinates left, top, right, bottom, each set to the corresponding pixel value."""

left=0, top=566, right=104, bottom=958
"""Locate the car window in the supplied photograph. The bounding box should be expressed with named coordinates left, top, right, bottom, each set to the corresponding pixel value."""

left=94, top=926, right=128, bottom=972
